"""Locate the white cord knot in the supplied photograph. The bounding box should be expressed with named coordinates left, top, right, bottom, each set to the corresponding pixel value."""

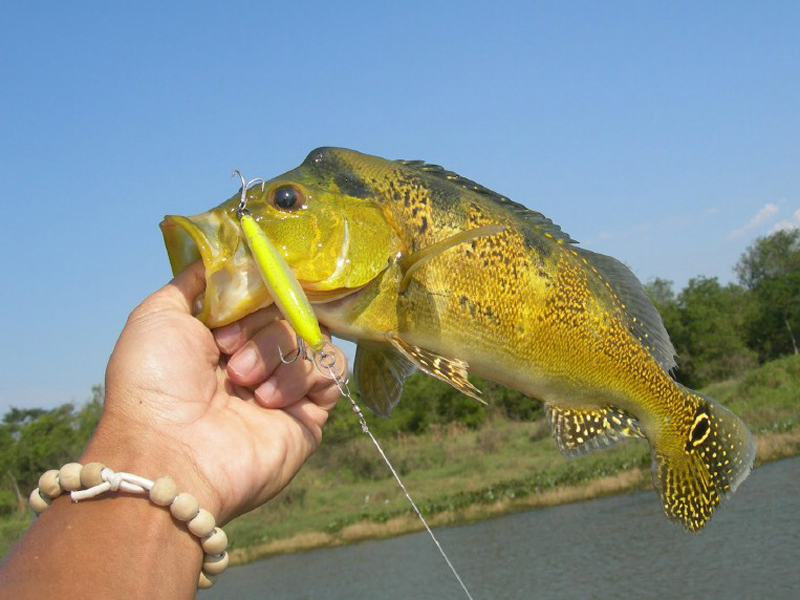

left=70, top=468, right=153, bottom=502
left=106, top=470, right=123, bottom=491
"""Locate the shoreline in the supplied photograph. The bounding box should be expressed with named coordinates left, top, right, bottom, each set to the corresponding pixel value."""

left=229, top=429, right=800, bottom=566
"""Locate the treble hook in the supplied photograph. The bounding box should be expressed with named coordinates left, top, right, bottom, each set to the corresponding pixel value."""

left=232, top=169, right=266, bottom=218
left=279, top=336, right=308, bottom=364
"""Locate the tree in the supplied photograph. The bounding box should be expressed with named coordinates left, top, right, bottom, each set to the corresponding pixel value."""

left=649, top=277, right=756, bottom=387
left=736, top=228, right=800, bottom=359
left=645, top=278, right=686, bottom=360
left=0, top=389, right=103, bottom=514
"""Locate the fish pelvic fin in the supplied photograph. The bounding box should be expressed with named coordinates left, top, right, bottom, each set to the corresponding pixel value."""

left=545, top=404, right=645, bottom=457
left=386, top=333, right=484, bottom=403
left=651, top=389, right=755, bottom=531
left=354, top=342, right=417, bottom=417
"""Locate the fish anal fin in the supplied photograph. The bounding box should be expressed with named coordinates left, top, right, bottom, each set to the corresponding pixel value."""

left=398, top=225, right=505, bottom=293
left=386, top=333, right=484, bottom=403
left=354, top=342, right=417, bottom=417
left=545, top=404, right=645, bottom=458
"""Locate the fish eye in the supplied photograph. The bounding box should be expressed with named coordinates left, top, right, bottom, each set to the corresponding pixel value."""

left=269, top=184, right=305, bottom=212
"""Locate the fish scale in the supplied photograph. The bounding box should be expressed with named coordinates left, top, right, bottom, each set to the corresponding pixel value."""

left=161, top=147, right=755, bottom=530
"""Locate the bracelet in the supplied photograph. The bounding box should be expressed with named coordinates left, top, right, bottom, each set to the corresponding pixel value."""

left=29, top=462, right=229, bottom=590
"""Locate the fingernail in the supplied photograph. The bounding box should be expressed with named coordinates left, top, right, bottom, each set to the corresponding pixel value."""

left=214, top=322, right=241, bottom=351
left=229, top=345, right=256, bottom=377
left=255, top=378, right=276, bottom=406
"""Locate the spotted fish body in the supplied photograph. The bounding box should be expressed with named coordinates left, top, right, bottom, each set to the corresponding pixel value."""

left=161, top=148, right=754, bottom=530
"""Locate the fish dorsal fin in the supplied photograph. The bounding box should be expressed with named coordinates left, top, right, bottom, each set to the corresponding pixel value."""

left=395, top=159, right=576, bottom=244
left=574, top=248, right=678, bottom=371
left=545, top=404, right=645, bottom=457
left=354, top=342, right=417, bottom=417
left=398, top=224, right=505, bottom=293
left=386, top=333, right=484, bottom=403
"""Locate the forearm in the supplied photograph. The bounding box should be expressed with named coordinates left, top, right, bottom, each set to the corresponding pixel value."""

left=1, top=418, right=212, bottom=599
left=1, top=491, right=202, bottom=599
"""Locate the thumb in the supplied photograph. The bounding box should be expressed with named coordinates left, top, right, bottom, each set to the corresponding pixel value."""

left=146, top=262, right=207, bottom=315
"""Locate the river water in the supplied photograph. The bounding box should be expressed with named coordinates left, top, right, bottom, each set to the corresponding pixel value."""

left=205, top=457, right=800, bottom=599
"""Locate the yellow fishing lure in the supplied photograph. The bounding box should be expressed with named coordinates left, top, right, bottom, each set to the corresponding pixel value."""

left=232, top=170, right=325, bottom=354
left=238, top=212, right=325, bottom=353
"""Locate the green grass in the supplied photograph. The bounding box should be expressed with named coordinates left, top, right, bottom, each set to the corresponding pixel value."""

left=704, top=354, right=800, bottom=434
left=222, top=419, right=653, bottom=553
left=3, top=354, right=799, bottom=562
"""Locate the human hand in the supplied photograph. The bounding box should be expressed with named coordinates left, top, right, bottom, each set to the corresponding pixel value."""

left=84, top=263, right=344, bottom=524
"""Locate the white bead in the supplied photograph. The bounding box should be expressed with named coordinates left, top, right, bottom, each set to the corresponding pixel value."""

left=203, top=551, right=229, bottom=576
left=38, top=470, right=62, bottom=499
left=188, top=508, right=216, bottom=538
left=59, top=463, right=83, bottom=492
left=170, top=492, right=200, bottom=522
left=80, top=462, right=105, bottom=488
left=201, top=527, right=228, bottom=555
left=198, top=571, right=216, bottom=589
left=29, top=488, right=51, bottom=514
left=150, top=476, right=178, bottom=506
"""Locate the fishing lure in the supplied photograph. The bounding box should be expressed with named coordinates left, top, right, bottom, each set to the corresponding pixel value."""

left=233, top=171, right=325, bottom=357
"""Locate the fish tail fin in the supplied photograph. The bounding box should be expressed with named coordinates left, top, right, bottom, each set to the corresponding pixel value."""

left=650, top=386, right=755, bottom=531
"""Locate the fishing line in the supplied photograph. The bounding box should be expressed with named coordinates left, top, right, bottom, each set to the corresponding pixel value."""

left=315, top=350, right=475, bottom=600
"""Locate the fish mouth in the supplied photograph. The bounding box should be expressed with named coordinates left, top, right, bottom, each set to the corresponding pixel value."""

left=160, top=212, right=272, bottom=327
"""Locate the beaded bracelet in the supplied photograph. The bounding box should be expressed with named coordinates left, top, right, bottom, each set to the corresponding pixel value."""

left=29, top=462, right=229, bottom=590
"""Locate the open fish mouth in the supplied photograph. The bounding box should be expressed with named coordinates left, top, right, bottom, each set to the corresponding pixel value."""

left=160, top=212, right=272, bottom=327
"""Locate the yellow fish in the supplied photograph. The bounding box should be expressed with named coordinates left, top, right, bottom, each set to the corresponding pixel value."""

left=161, top=148, right=754, bottom=530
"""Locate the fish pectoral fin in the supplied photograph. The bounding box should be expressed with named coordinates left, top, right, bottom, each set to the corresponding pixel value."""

left=354, top=342, right=417, bottom=417
left=398, top=224, right=505, bottom=293
left=545, top=404, right=645, bottom=458
left=385, top=333, right=484, bottom=403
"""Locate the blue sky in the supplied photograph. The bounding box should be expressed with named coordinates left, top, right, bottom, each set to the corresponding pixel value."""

left=1, top=1, right=799, bottom=414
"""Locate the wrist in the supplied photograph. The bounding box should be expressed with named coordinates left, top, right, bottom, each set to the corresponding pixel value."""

left=81, top=410, right=223, bottom=520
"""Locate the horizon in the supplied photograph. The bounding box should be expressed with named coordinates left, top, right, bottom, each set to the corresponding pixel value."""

left=2, top=1, right=798, bottom=414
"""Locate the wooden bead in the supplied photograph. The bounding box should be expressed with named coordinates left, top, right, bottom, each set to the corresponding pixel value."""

left=198, top=571, right=216, bottom=589
left=80, top=462, right=105, bottom=488
left=150, top=476, right=178, bottom=507
left=203, top=551, right=229, bottom=576
left=170, top=492, right=200, bottom=522
left=188, top=508, right=216, bottom=538
left=59, top=463, right=83, bottom=492
left=29, top=488, right=51, bottom=515
left=201, top=527, right=228, bottom=555
left=39, top=470, right=62, bottom=499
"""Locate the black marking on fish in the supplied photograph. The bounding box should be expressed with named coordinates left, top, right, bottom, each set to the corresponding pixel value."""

left=420, top=215, right=428, bottom=234
left=395, top=158, right=576, bottom=246
left=334, top=172, right=372, bottom=199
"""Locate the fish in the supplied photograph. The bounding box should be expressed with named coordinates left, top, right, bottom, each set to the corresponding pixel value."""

left=161, top=147, right=755, bottom=531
